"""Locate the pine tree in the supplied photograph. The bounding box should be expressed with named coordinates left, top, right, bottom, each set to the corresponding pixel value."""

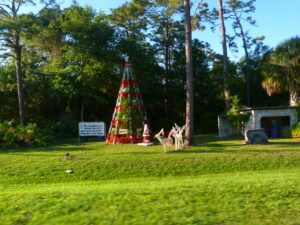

left=184, top=0, right=195, bottom=146
left=107, top=58, right=152, bottom=144
left=0, top=0, right=56, bottom=126
left=218, top=0, right=231, bottom=110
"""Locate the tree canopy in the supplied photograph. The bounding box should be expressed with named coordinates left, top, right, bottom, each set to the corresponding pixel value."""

left=0, top=0, right=296, bottom=136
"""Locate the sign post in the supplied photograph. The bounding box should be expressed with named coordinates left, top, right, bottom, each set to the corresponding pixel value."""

left=79, top=122, right=106, bottom=141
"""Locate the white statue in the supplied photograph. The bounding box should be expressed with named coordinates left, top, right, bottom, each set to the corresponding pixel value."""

left=154, top=128, right=173, bottom=154
left=171, top=124, right=186, bottom=150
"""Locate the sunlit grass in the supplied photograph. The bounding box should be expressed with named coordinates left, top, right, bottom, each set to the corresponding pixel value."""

left=0, top=135, right=299, bottom=224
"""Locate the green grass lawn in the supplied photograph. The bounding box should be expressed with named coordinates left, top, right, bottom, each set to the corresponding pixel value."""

left=0, top=135, right=300, bottom=224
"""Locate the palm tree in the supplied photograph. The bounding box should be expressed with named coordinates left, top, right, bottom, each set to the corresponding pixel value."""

left=262, top=36, right=300, bottom=106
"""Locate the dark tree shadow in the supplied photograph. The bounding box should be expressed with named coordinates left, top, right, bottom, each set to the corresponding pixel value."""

left=0, top=139, right=108, bottom=154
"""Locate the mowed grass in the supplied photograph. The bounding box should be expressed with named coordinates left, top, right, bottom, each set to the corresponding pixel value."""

left=0, top=135, right=300, bottom=224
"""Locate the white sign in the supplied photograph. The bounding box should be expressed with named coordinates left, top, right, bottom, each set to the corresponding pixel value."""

left=79, top=122, right=106, bottom=136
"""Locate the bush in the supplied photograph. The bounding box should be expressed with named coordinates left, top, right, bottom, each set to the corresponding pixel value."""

left=291, top=122, right=300, bottom=138
left=283, top=129, right=292, bottom=138
left=0, top=120, right=52, bottom=148
left=226, top=96, right=250, bottom=136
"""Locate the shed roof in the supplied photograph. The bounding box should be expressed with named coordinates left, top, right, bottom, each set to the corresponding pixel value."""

left=239, top=106, right=300, bottom=112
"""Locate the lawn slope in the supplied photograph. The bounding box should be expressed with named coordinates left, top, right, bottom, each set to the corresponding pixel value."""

left=0, top=135, right=299, bottom=224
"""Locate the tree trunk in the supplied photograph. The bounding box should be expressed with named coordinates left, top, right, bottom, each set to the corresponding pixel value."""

left=289, top=82, right=298, bottom=106
left=218, top=0, right=231, bottom=111
left=235, top=14, right=251, bottom=106
left=9, top=1, right=26, bottom=126
left=14, top=30, right=26, bottom=126
left=164, top=18, right=170, bottom=118
left=183, top=0, right=195, bottom=146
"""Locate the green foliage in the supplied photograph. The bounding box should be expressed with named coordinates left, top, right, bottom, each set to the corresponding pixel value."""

left=283, top=129, right=292, bottom=138
left=108, top=0, right=150, bottom=41
left=226, top=95, right=250, bottom=135
left=0, top=121, right=52, bottom=148
left=0, top=2, right=293, bottom=136
left=56, top=113, right=78, bottom=138
left=114, top=92, right=146, bottom=135
left=291, top=122, right=300, bottom=138
left=225, top=0, right=257, bottom=52
left=262, top=36, right=300, bottom=105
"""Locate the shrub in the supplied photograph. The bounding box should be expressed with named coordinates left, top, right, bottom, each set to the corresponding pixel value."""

left=0, top=120, right=52, bottom=148
left=283, top=129, right=292, bottom=138
left=291, top=122, right=300, bottom=138
left=226, top=96, right=250, bottom=136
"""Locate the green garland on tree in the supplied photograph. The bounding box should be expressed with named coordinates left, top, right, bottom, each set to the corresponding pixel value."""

left=107, top=58, right=152, bottom=144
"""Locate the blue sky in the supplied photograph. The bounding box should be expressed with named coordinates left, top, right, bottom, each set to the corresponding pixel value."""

left=26, top=0, right=300, bottom=60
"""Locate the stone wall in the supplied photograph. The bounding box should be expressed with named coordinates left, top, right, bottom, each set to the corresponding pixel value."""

left=218, top=116, right=235, bottom=137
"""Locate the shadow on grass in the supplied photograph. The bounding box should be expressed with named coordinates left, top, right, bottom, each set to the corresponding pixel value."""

left=196, top=135, right=300, bottom=148
left=111, top=151, right=161, bottom=155
left=0, top=139, right=109, bottom=154
left=195, top=135, right=244, bottom=144
left=1, top=134, right=299, bottom=155
left=167, top=149, right=232, bottom=154
left=167, top=149, right=300, bottom=154
left=269, top=141, right=300, bottom=146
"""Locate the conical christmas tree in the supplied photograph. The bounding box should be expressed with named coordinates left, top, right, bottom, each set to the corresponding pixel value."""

left=107, top=58, right=152, bottom=144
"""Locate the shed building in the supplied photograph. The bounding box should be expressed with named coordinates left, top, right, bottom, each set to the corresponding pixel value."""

left=218, top=106, right=299, bottom=138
